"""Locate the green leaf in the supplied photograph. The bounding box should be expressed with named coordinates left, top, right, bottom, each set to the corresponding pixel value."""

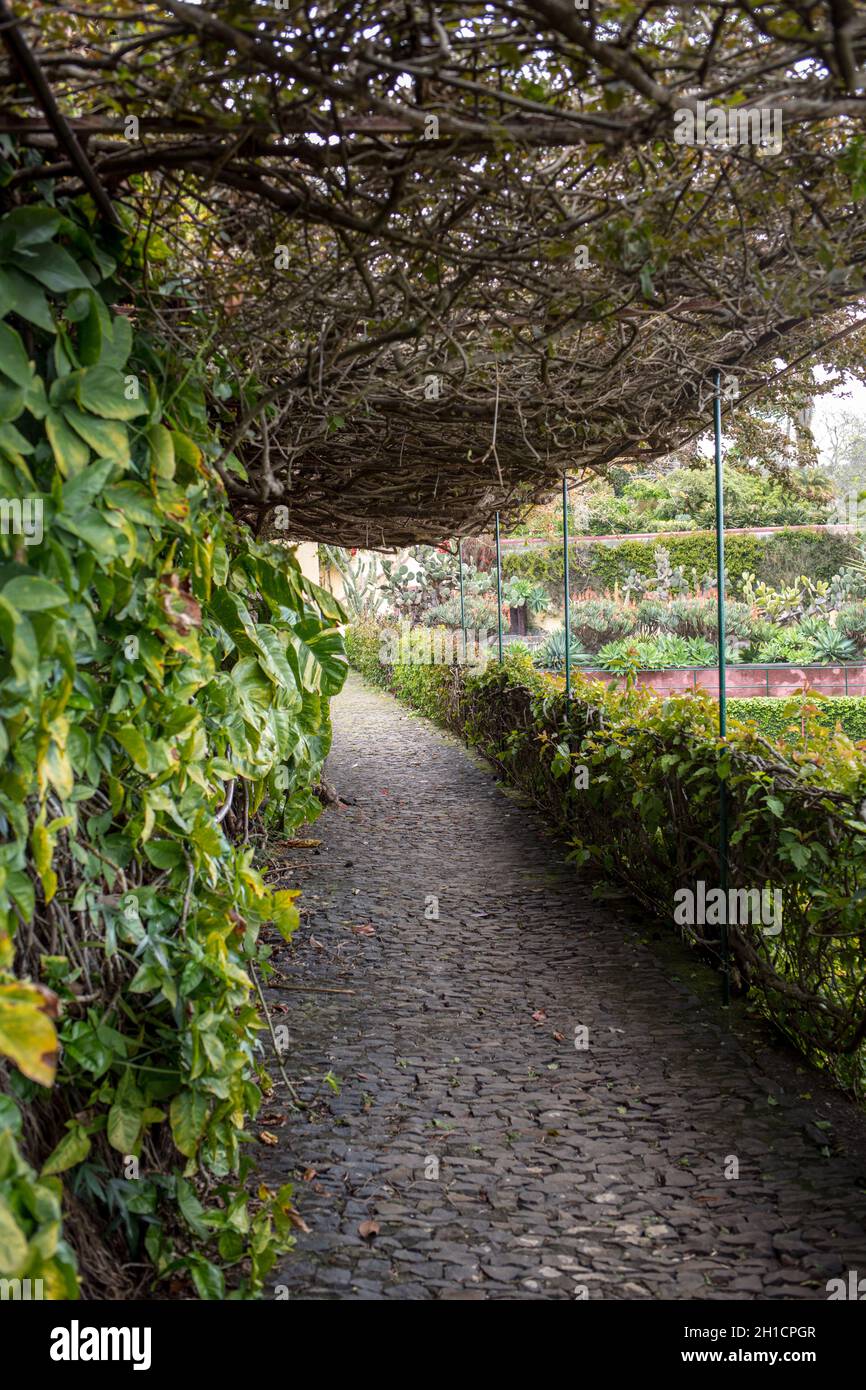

left=0, top=595, right=38, bottom=682
left=62, top=404, right=130, bottom=463
left=41, top=1125, right=91, bottom=1176
left=146, top=422, right=175, bottom=478
left=46, top=407, right=89, bottom=477
left=76, top=365, right=147, bottom=420
left=11, top=242, right=92, bottom=292
left=169, top=1089, right=209, bottom=1158
left=113, top=725, right=150, bottom=771
left=143, top=839, right=184, bottom=869
left=107, top=1072, right=145, bottom=1153
left=0, top=322, right=34, bottom=387
left=0, top=267, right=55, bottom=332
left=61, top=457, right=117, bottom=513
left=0, top=1194, right=28, bottom=1276
left=1, top=206, right=62, bottom=247
left=2, top=576, right=66, bottom=611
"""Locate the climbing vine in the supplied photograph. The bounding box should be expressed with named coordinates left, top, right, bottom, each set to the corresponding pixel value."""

left=0, top=191, right=347, bottom=1297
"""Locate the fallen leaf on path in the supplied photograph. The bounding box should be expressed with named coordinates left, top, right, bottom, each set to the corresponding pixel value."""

left=288, top=1208, right=311, bottom=1233
left=258, top=1130, right=279, bottom=1146
left=302, top=1167, right=317, bottom=1182
left=358, top=1220, right=380, bottom=1240
left=552, top=1031, right=565, bottom=1043
left=352, top=923, right=376, bottom=936
left=531, top=1010, right=547, bottom=1025
left=309, top=935, right=327, bottom=950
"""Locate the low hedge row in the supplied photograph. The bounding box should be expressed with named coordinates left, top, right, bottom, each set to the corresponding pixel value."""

left=503, top=528, right=859, bottom=598
left=728, top=697, right=866, bottom=742
left=347, top=623, right=866, bottom=1099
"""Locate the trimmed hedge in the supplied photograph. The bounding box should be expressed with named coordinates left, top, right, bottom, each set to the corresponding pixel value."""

left=503, top=528, right=859, bottom=599
left=729, top=697, right=866, bottom=742
left=347, top=622, right=866, bottom=1100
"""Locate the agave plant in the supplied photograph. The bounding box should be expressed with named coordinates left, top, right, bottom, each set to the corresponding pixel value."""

left=804, top=622, right=859, bottom=664
left=533, top=626, right=592, bottom=672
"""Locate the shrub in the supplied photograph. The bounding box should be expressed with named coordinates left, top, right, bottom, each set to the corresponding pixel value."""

left=838, top=602, right=866, bottom=652
left=596, top=634, right=723, bottom=670
left=426, top=595, right=499, bottom=629
left=728, top=696, right=866, bottom=742
left=502, top=529, right=859, bottom=599
left=568, top=598, right=636, bottom=651
left=752, top=631, right=815, bottom=664
left=349, top=625, right=866, bottom=1100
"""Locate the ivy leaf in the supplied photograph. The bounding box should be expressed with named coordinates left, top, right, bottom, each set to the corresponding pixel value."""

left=76, top=365, right=147, bottom=420
left=0, top=267, right=55, bottom=332
left=0, top=322, right=34, bottom=387
left=271, top=889, right=301, bottom=941
left=170, top=1089, right=210, bottom=1158
left=1, top=205, right=62, bottom=247
left=2, top=576, right=67, bottom=611
left=0, top=1194, right=29, bottom=1276
left=46, top=407, right=90, bottom=477
left=11, top=242, right=92, bottom=292
left=0, top=980, right=58, bottom=1087
left=107, top=1071, right=145, bottom=1152
left=62, top=404, right=130, bottom=464
left=41, top=1124, right=91, bottom=1176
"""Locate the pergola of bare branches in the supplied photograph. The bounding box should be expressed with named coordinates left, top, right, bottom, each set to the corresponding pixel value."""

left=2, top=1, right=866, bottom=545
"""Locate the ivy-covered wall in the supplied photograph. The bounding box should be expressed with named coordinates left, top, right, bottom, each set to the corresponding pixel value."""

left=0, top=197, right=348, bottom=1297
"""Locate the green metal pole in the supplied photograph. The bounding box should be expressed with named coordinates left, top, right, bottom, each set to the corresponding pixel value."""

left=458, top=540, right=467, bottom=661
left=713, top=369, right=730, bottom=1007
left=563, top=473, right=571, bottom=704
left=495, top=512, right=503, bottom=663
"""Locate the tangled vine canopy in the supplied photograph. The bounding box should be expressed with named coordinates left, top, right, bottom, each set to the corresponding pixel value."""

left=3, top=0, right=866, bottom=543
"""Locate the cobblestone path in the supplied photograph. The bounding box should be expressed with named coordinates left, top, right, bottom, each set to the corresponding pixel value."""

left=261, top=674, right=866, bottom=1300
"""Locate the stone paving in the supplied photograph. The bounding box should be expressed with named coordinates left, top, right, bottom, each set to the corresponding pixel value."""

left=261, top=674, right=866, bottom=1300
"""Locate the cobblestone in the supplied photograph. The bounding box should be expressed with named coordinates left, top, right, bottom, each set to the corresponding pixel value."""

left=261, top=675, right=866, bottom=1300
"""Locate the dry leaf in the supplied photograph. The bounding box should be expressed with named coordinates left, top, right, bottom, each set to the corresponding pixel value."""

left=531, top=1010, right=547, bottom=1024
left=352, top=924, right=376, bottom=936
left=258, top=1130, right=279, bottom=1146
left=358, top=1219, right=380, bottom=1240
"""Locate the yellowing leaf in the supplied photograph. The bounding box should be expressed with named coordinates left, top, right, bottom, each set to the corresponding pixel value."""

left=271, top=889, right=301, bottom=941
left=0, top=980, right=58, bottom=1087
left=0, top=1194, right=28, bottom=1276
left=41, top=1124, right=91, bottom=1176
left=169, top=1089, right=209, bottom=1158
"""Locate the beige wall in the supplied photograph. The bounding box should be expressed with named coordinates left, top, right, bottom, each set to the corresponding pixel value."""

left=292, top=542, right=320, bottom=585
